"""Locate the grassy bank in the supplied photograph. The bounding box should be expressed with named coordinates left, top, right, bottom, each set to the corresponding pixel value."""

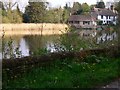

left=3, top=55, right=120, bottom=88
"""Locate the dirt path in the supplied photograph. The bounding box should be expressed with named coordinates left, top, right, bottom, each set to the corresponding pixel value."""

left=101, top=78, right=120, bottom=89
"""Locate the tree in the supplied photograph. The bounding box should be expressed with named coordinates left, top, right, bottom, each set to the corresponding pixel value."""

left=96, top=0, right=105, bottom=8
left=16, top=4, right=20, bottom=14
left=115, top=1, right=120, bottom=25
left=90, top=4, right=96, bottom=11
left=3, top=0, right=17, bottom=11
left=0, top=1, right=7, bottom=23
left=0, top=1, right=5, bottom=10
left=5, top=7, right=23, bottom=23
left=82, top=3, right=90, bottom=13
left=43, top=7, right=62, bottom=23
left=62, top=9, right=69, bottom=23
left=71, top=2, right=82, bottom=15
left=12, top=10, right=23, bottom=23
left=0, top=1, right=6, bottom=16
left=62, top=3, right=71, bottom=23
left=24, top=1, right=47, bottom=23
left=14, top=4, right=23, bottom=23
left=115, top=1, right=120, bottom=46
left=1, top=0, right=23, bottom=23
left=64, top=3, right=69, bottom=10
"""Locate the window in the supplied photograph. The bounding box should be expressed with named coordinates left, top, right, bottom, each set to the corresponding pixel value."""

left=107, top=21, right=112, bottom=24
left=69, top=21, right=73, bottom=24
left=113, top=16, right=115, bottom=21
left=106, top=16, right=108, bottom=19
left=83, top=21, right=90, bottom=25
left=88, top=22, right=90, bottom=25
left=75, top=21, right=79, bottom=24
left=101, top=15, right=103, bottom=19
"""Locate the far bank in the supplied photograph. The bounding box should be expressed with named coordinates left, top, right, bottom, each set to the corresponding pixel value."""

left=0, top=23, right=69, bottom=35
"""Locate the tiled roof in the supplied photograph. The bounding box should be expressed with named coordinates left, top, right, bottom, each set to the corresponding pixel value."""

left=68, top=15, right=97, bottom=21
left=91, top=8, right=116, bottom=16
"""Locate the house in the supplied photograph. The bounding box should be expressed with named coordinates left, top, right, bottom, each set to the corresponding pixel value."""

left=68, top=15, right=97, bottom=29
left=91, top=8, right=117, bottom=25
left=68, top=7, right=117, bottom=29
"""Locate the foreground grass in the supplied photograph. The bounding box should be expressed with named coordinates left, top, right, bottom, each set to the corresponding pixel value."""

left=3, top=55, right=120, bottom=88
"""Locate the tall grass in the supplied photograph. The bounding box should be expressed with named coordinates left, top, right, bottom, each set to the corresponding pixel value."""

left=2, top=30, right=22, bottom=59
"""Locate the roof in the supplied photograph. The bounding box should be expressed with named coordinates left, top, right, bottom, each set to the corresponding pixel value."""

left=68, top=15, right=97, bottom=21
left=91, top=8, right=116, bottom=16
left=99, top=9, right=116, bottom=16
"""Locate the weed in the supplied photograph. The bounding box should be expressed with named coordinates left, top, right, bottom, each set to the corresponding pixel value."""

left=3, top=56, right=120, bottom=88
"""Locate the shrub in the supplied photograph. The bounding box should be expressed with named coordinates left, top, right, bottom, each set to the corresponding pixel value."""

left=83, top=55, right=108, bottom=63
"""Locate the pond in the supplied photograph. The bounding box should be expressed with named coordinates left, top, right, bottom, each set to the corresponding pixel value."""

left=0, top=30, right=118, bottom=60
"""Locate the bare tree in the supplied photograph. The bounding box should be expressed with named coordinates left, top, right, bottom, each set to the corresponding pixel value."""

left=2, top=0, right=19, bottom=11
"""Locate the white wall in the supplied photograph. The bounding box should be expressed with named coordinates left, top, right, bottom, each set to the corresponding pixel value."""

left=97, top=15, right=116, bottom=25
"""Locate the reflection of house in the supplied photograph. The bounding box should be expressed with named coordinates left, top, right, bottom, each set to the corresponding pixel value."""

left=91, top=8, right=117, bottom=25
left=68, top=15, right=97, bottom=29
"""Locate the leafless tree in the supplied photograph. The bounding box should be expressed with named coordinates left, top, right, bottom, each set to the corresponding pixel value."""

left=2, top=0, right=19, bottom=11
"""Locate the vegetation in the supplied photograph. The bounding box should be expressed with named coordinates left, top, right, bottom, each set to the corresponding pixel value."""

left=44, top=7, right=64, bottom=23
left=1, top=1, right=23, bottom=23
left=1, top=1, right=93, bottom=23
left=62, top=4, right=71, bottom=23
left=23, top=1, right=48, bottom=23
left=115, top=1, right=120, bottom=45
left=81, top=3, right=90, bottom=14
left=23, top=2, right=71, bottom=23
left=96, top=0, right=105, bottom=9
left=71, top=2, right=90, bottom=15
left=1, top=26, right=118, bottom=59
left=2, top=0, right=119, bottom=24
left=3, top=55, right=120, bottom=88
left=2, top=27, right=119, bottom=88
left=115, top=1, right=120, bottom=25
left=71, top=2, right=82, bottom=15
left=1, top=0, right=120, bottom=89
left=2, top=31, right=22, bottom=59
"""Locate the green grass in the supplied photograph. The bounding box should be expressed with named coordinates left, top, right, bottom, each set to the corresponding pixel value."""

left=3, top=56, right=120, bottom=88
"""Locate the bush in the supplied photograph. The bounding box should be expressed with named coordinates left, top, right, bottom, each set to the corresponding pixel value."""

left=2, top=16, right=10, bottom=23
left=83, top=55, right=108, bottom=63
left=33, top=48, right=49, bottom=56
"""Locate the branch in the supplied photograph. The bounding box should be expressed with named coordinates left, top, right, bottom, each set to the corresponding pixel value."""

left=11, top=2, right=17, bottom=8
left=3, top=1, right=18, bottom=10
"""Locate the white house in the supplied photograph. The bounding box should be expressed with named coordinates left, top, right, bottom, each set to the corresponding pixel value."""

left=91, top=8, right=117, bottom=25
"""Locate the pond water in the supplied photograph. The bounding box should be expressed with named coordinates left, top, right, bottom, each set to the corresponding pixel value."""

left=0, top=30, right=118, bottom=60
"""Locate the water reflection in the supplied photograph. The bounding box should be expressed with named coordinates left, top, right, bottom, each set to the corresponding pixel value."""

left=0, top=31, right=118, bottom=59
left=19, top=38, right=29, bottom=56
left=23, top=35, right=61, bottom=53
left=97, top=32, right=117, bottom=44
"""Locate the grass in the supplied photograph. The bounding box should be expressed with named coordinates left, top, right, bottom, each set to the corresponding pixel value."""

left=3, top=55, right=120, bottom=88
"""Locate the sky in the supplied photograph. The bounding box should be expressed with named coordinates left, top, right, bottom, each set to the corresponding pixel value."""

left=1, top=0, right=116, bottom=12
left=48, top=0, right=97, bottom=7
left=21, top=0, right=114, bottom=7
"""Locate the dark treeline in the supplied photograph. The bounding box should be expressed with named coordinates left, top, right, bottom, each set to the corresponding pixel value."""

left=0, top=1, right=120, bottom=23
